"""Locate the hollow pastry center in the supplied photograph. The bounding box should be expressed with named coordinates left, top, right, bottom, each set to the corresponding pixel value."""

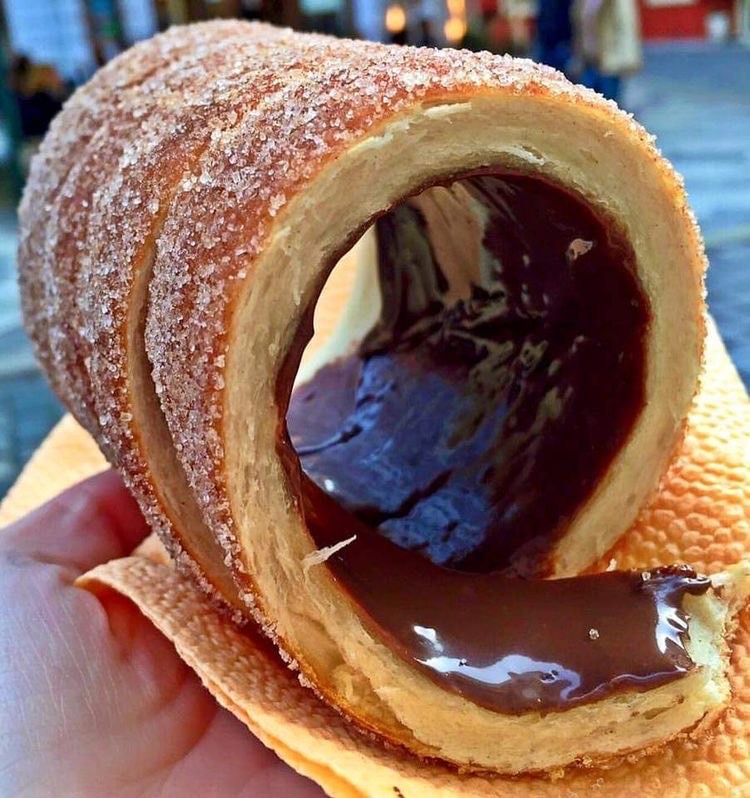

left=281, top=171, right=710, bottom=713
left=290, top=172, right=647, bottom=575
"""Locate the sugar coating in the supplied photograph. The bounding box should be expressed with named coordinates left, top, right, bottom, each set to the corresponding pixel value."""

left=78, top=26, right=297, bottom=578
left=20, top=22, right=299, bottom=602
left=18, top=22, right=245, bottom=433
left=18, top=20, right=704, bottom=619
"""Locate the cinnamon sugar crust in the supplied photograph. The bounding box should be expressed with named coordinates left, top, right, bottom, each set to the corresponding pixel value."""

left=18, top=21, right=747, bottom=775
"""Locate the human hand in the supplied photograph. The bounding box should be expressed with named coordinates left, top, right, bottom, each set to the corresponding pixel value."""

left=0, top=469, right=323, bottom=797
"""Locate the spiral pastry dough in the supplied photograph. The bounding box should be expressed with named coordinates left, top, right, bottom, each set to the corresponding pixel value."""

left=18, top=20, right=750, bottom=774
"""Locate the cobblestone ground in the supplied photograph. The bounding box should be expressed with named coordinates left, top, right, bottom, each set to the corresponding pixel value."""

left=0, top=41, right=748, bottom=497
left=0, top=212, right=65, bottom=497
left=626, top=42, right=750, bottom=386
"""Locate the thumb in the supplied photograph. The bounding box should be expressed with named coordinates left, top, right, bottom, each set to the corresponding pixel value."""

left=0, top=469, right=149, bottom=575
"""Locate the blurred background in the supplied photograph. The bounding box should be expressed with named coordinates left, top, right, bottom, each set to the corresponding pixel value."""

left=0, top=0, right=747, bottom=496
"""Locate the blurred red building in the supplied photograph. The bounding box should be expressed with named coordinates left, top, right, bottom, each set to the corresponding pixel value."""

left=639, top=0, right=738, bottom=40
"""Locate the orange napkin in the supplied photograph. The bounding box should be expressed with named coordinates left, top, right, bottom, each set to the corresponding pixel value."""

left=2, top=320, right=748, bottom=797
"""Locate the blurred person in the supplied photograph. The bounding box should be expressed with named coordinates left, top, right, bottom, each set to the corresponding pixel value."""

left=501, top=0, right=533, bottom=56
left=8, top=55, right=66, bottom=139
left=418, top=17, right=438, bottom=47
left=575, top=0, right=641, bottom=104
left=240, top=0, right=264, bottom=20
left=533, top=0, right=574, bottom=74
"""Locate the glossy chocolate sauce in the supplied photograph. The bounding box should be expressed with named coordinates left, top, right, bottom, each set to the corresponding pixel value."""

left=281, top=171, right=710, bottom=714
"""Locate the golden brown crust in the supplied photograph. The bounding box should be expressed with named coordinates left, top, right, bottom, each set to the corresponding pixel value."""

left=18, top=20, right=735, bottom=776
left=20, top=21, right=323, bottom=607
left=18, top=22, right=250, bottom=434
left=74, top=22, right=303, bottom=608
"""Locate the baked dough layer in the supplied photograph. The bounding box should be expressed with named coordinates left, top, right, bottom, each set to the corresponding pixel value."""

left=17, top=20, right=749, bottom=773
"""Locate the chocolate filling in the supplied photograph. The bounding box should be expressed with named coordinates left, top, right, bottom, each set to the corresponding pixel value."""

left=280, top=170, right=710, bottom=714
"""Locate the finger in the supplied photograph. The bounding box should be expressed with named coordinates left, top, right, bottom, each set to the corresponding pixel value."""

left=0, top=469, right=149, bottom=574
left=159, top=706, right=325, bottom=797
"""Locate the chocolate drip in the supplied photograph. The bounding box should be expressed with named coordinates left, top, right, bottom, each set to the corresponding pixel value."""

left=301, top=480, right=709, bottom=713
left=282, top=170, right=709, bottom=714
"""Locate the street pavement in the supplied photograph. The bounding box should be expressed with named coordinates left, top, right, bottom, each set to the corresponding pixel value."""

left=626, top=42, right=750, bottom=383
left=0, top=41, right=748, bottom=497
